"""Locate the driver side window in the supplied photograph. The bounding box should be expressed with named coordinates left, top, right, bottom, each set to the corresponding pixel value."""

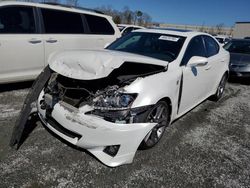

left=182, top=36, right=206, bottom=65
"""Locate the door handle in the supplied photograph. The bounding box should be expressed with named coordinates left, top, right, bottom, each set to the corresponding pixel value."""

left=46, top=38, right=57, bottom=43
left=194, top=61, right=208, bottom=67
left=29, top=39, right=42, bottom=44
left=205, top=65, right=211, bottom=70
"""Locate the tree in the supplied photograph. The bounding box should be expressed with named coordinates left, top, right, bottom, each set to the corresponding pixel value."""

left=199, top=22, right=205, bottom=32
left=113, top=15, right=121, bottom=24
left=134, top=10, right=143, bottom=25
left=208, top=27, right=215, bottom=35
left=123, top=6, right=133, bottom=24
left=229, top=26, right=234, bottom=37
left=216, top=23, right=224, bottom=35
left=95, top=6, right=153, bottom=26
left=142, top=13, right=152, bottom=27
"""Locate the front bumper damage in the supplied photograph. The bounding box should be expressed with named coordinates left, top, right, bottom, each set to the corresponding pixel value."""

left=10, top=60, right=164, bottom=167
left=38, top=90, right=156, bottom=167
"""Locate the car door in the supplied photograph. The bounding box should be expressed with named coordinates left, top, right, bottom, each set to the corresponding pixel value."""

left=0, top=6, right=44, bottom=83
left=40, top=8, right=117, bottom=64
left=178, top=35, right=211, bottom=114
left=40, top=8, right=90, bottom=64
left=203, top=35, right=223, bottom=93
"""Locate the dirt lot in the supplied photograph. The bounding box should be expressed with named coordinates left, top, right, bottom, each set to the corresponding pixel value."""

left=0, top=79, right=249, bottom=188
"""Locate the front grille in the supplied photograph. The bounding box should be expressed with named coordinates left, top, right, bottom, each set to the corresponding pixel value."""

left=46, top=115, right=82, bottom=139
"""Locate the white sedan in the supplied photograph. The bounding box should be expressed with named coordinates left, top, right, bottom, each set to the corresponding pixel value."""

left=11, top=29, right=229, bottom=167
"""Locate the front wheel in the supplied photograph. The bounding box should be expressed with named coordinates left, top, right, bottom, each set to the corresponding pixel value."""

left=210, top=73, right=227, bottom=101
left=139, top=101, right=170, bottom=149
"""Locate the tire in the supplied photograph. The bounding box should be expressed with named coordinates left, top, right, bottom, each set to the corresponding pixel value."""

left=210, top=73, right=227, bottom=101
left=139, top=101, right=170, bottom=150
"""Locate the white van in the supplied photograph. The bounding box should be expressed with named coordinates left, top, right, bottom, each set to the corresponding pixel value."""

left=0, top=1, right=121, bottom=83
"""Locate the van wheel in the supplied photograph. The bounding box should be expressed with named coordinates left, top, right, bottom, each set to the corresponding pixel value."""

left=210, top=73, right=227, bottom=101
left=139, top=101, right=170, bottom=149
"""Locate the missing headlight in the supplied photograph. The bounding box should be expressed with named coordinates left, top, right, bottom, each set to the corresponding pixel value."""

left=92, top=85, right=137, bottom=110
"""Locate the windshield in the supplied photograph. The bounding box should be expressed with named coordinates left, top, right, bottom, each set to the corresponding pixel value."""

left=107, top=32, right=186, bottom=62
left=224, top=40, right=250, bottom=54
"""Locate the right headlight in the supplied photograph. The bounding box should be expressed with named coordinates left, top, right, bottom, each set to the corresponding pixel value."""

left=93, top=92, right=137, bottom=111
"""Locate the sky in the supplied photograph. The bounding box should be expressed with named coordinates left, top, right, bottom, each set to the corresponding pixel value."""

left=77, top=0, right=250, bottom=27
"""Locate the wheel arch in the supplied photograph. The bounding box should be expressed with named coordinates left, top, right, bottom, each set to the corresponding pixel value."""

left=224, top=70, right=229, bottom=79
left=158, top=97, right=172, bottom=120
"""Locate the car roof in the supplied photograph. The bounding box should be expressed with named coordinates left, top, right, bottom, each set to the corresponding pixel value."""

left=134, top=28, right=211, bottom=38
left=0, top=1, right=111, bottom=18
left=118, top=24, right=145, bottom=28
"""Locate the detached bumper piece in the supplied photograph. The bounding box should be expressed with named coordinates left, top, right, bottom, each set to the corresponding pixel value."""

left=9, top=66, right=52, bottom=148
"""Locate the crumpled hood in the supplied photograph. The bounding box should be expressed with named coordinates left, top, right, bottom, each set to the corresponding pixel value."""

left=230, top=53, right=250, bottom=65
left=49, top=50, right=168, bottom=80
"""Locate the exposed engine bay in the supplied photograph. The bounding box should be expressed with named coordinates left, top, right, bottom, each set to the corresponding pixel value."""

left=41, top=61, right=166, bottom=124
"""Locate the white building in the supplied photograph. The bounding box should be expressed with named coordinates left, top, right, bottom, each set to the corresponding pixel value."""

left=233, top=22, right=250, bottom=38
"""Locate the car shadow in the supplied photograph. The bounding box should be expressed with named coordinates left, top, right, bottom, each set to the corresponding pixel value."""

left=228, top=77, right=250, bottom=85
left=0, top=81, right=33, bottom=92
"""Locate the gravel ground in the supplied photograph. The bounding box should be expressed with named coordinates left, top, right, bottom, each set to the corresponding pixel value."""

left=0, top=79, right=249, bottom=188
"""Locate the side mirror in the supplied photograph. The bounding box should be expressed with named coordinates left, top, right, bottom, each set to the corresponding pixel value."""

left=187, top=56, right=208, bottom=67
left=104, top=43, right=110, bottom=49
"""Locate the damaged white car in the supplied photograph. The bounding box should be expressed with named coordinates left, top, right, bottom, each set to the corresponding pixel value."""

left=10, top=29, right=229, bottom=167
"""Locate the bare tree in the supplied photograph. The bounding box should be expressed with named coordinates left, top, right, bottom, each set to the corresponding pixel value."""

left=229, top=26, right=234, bottom=37
left=216, top=23, right=224, bottom=35
left=34, top=0, right=61, bottom=3
left=208, top=27, right=215, bottom=35
left=19, top=0, right=39, bottom=2
left=113, top=15, right=121, bottom=24
left=199, top=22, right=205, bottom=32
left=142, top=13, right=152, bottom=27
left=96, top=5, right=153, bottom=26
left=123, top=6, right=133, bottom=24
left=134, top=10, right=142, bottom=25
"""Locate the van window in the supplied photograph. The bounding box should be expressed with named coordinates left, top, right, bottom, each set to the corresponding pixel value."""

left=84, top=14, right=114, bottom=35
left=0, top=6, right=35, bottom=34
left=41, top=8, right=84, bottom=34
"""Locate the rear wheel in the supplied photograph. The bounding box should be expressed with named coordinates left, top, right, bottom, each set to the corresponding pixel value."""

left=139, top=101, right=170, bottom=149
left=210, top=73, right=227, bottom=101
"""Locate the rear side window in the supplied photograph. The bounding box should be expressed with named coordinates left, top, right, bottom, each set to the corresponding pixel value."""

left=182, top=36, right=206, bottom=65
left=84, top=14, right=114, bottom=35
left=41, top=8, right=84, bottom=34
left=203, top=36, right=219, bottom=57
left=0, top=6, right=35, bottom=34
